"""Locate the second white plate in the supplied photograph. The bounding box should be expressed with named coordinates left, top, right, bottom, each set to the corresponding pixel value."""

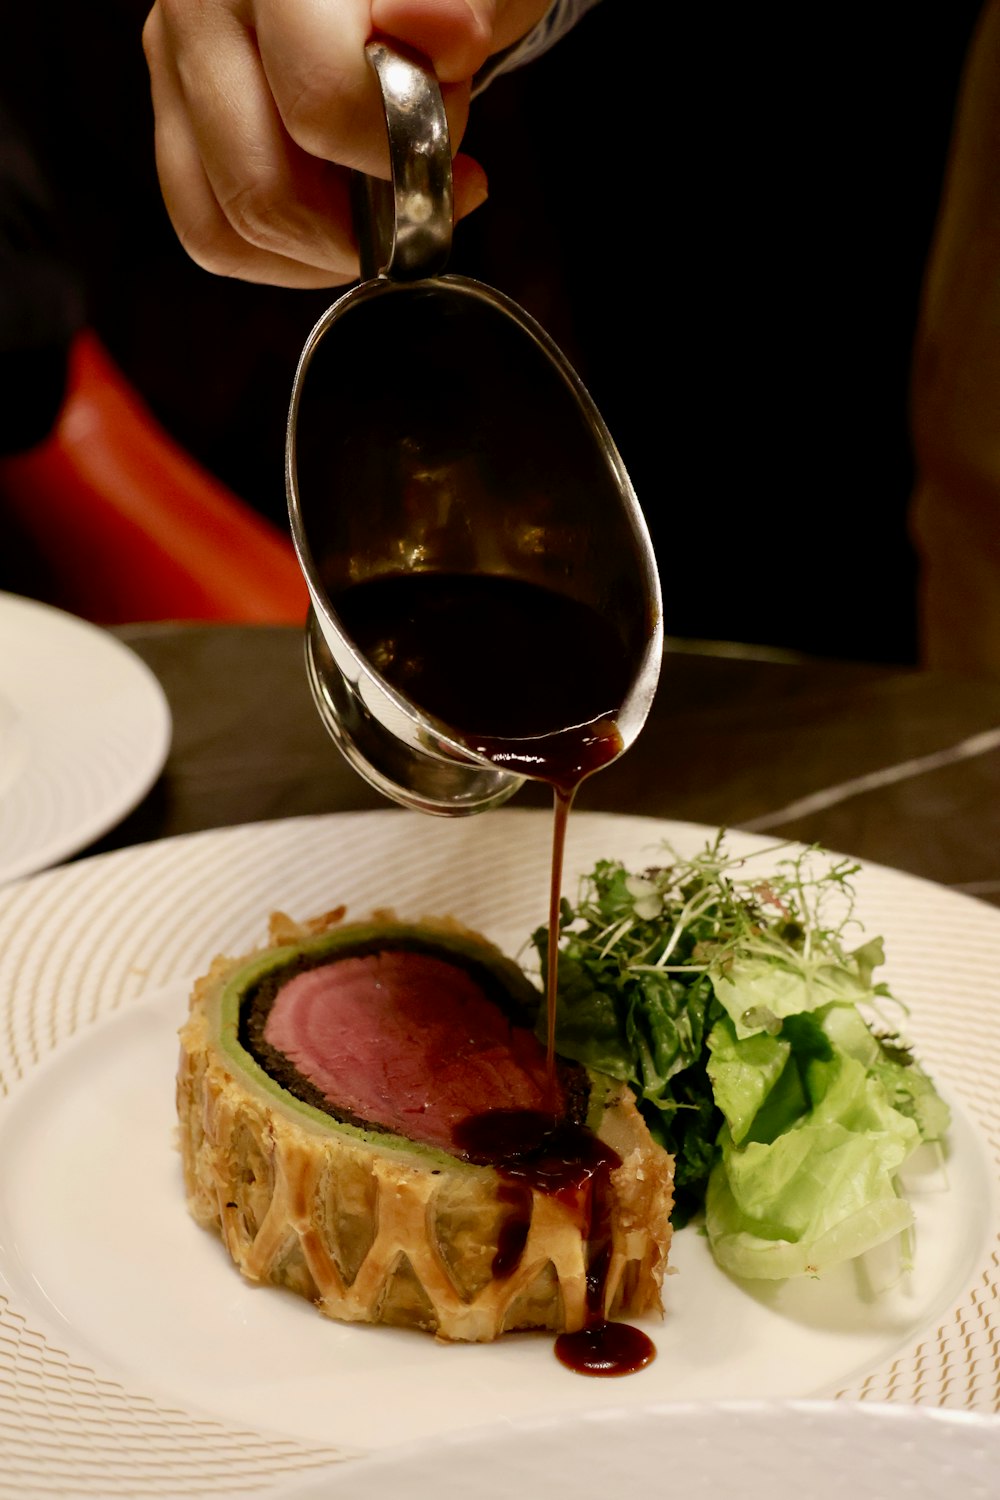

left=0, top=592, right=171, bottom=884
left=280, top=1402, right=1000, bottom=1500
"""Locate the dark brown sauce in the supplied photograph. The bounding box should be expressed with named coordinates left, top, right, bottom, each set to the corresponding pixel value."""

left=332, top=570, right=627, bottom=1066
left=554, top=1319, right=655, bottom=1377
left=455, top=1110, right=656, bottom=1377
left=330, top=571, right=631, bottom=746
left=333, top=571, right=653, bottom=1375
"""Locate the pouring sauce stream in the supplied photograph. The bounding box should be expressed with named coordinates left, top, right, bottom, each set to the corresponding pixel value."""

left=332, top=569, right=655, bottom=1374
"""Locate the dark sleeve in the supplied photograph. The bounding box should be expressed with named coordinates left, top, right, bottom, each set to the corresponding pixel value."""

left=0, top=99, right=84, bottom=455
left=473, top=0, right=604, bottom=92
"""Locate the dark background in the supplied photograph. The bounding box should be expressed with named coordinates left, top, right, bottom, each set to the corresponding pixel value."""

left=0, top=2, right=987, bottom=663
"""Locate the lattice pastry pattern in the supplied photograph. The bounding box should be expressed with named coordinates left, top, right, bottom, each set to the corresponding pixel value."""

left=177, top=953, right=675, bottom=1343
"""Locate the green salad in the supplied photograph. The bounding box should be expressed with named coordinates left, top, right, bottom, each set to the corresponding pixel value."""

left=531, top=834, right=950, bottom=1281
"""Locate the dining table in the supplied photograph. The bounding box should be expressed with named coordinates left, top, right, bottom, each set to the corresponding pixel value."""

left=3, top=614, right=1000, bottom=1500
left=89, top=621, right=1000, bottom=907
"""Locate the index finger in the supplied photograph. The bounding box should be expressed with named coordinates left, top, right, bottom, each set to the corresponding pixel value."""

left=252, top=0, right=487, bottom=173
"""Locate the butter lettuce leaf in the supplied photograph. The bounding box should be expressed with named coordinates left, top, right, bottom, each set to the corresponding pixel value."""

left=710, top=940, right=885, bottom=1039
left=705, top=1009, right=923, bottom=1277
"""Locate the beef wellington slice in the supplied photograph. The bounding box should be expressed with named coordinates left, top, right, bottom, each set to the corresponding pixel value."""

left=176, top=909, right=675, bottom=1342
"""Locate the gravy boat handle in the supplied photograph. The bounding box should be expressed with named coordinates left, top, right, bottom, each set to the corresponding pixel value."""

left=349, top=39, right=454, bottom=282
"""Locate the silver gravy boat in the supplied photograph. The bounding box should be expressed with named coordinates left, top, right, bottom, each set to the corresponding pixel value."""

left=286, top=39, right=662, bottom=815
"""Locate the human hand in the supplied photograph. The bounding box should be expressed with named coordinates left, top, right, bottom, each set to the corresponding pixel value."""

left=142, top=0, right=551, bottom=288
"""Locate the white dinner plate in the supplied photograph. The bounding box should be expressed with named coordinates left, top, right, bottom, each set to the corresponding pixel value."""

left=0, top=591, right=172, bottom=884
left=276, top=1402, right=1000, bottom=1500
left=0, top=809, right=998, bottom=1499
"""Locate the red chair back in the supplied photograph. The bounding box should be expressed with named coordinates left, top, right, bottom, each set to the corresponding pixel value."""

left=0, top=331, right=309, bottom=624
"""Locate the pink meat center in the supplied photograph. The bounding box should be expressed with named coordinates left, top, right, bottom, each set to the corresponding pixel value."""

left=262, top=951, right=559, bottom=1150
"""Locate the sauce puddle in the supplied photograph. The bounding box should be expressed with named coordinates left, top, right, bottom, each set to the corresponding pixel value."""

left=333, top=570, right=655, bottom=1375
left=455, top=1109, right=656, bottom=1376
